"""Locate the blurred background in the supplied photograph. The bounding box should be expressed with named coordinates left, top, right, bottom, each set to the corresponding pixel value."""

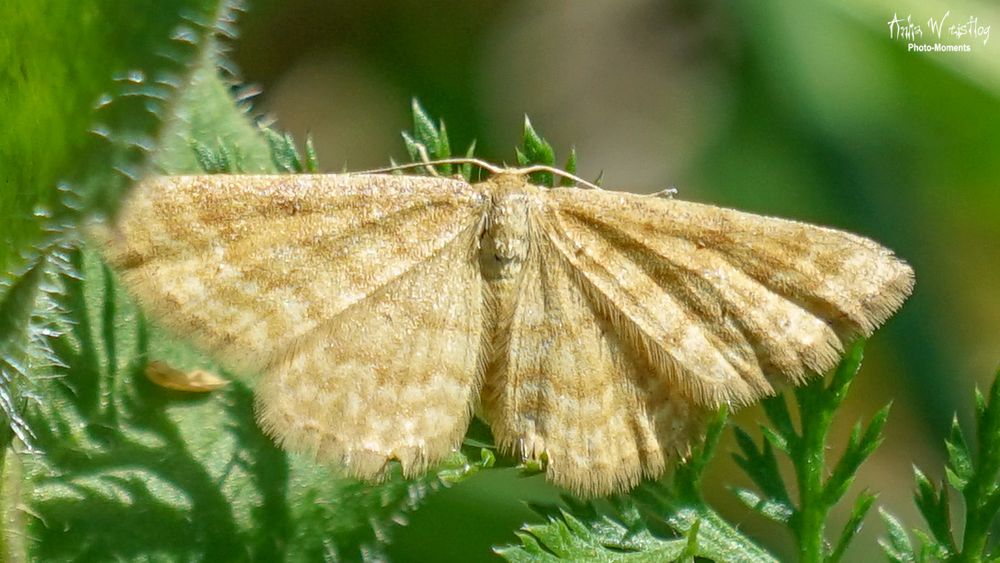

left=230, top=0, right=999, bottom=560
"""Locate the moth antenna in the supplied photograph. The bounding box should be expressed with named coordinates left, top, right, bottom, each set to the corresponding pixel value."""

left=646, top=186, right=678, bottom=199
left=355, top=158, right=505, bottom=176
left=352, top=159, right=602, bottom=189
left=510, top=164, right=603, bottom=190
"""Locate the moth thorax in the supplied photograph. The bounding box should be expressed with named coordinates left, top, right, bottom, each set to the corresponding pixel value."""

left=480, top=191, right=531, bottom=281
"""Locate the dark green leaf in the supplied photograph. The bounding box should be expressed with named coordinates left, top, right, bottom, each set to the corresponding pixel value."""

left=760, top=394, right=797, bottom=449
left=673, top=407, right=727, bottom=499
left=828, top=490, right=875, bottom=563
left=303, top=135, right=319, bottom=172
left=733, top=342, right=886, bottom=563
left=400, top=99, right=457, bottom=176
left=824, top=404, right=890, bottom=507
left=731, top=426, right=789, bottom=504
left=496, top=507, right=689, bottom=562
left=0, top=0, right=225, bottom=275
left=760, top=425, right=791, bottom=455
left=974, top=388, right=986, bottom=422
left=437, top=120, right=453, bottom=161
left=732, top=488, right=793, bottom=524
left=20, top=39, right=498, bottom=562
left=912, top=468, right=955, bottom=553
left=0, top=257, right=49, bottom=448
left=825, top=341, right=865, bottom=407
left=890, top=369, right=1000, bottom=562
left=460, top=140, right=478, bottom=181
left=407, top=98, right=452, bottom=175
left=561, top=146, right=578, bottom=185
left=944, top=417, right=973, bottom=490
left=519, top=116, right=556, bottom=186
left=912, top=529, right=952, bottom=561
left=0, top=0, right=231, bottom=494
left=411, top=98, right=441, bottom=155
left=401, top=131, right=423, bottom=164
left=264, top=129, right=305, bottom=173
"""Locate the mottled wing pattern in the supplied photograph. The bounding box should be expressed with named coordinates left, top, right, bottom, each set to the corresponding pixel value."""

left=482, top=226, right=708, bottom=496
left=541, top=187, right=914, bottom=408
left=105, top=174, right=488, bottom=477
left=256, top=216, right=486, bottom=478
left=105, top=174, right=484, bottom=373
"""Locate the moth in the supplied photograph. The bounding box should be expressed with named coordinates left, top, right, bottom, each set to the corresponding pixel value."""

left=100, top=161, right=913, bottom=496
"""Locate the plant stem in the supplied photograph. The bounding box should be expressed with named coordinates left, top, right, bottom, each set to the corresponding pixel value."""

left=958, top=459, right=993, bottom=559
left=795, top=387, right=834, bottom=563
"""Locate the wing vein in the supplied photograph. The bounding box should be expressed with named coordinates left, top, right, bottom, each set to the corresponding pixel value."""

left=540, top=212, right=760, bottom=404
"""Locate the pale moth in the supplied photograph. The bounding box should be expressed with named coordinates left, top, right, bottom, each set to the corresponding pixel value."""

left=100, top=159, right=914, bottom=497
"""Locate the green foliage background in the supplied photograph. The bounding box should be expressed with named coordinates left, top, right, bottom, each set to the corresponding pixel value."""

left=2, top=0, right=999, bottom=561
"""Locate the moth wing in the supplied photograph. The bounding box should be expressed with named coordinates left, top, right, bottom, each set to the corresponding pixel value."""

left=541, top=187, right=914, bottom=407
left=104, top=174, right=486, bottom=373
left=256, top=215, right=485, bottom=478
left=105, top=173, right=487, bottom=477
left=482, top=229, right=708, bottom=497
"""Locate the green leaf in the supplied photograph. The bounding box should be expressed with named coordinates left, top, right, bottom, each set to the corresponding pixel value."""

left=732, top=341, right=887, bottom=563
left=828, top=490, right=875, bottom=563
left=879, top=508, right=916, bottom=563
left=823, top=403, right=890, bottom=507
left=760, top=425, right=791, bottom=455
left=264, top=129, right=303, bottom=173
left=497, top=501, right=710, bottom=562
left=406, top=98, right=452, bottom=175
left=411, top=98, right=442, bottom=154
left=0, top=257, right=49, bottom=449
left=27, top=240, right=491, bottom=562
left=912, top=529, right=952, bottom=561
left=459, top=140, right=478, bottom=181
left=0, top=0, right=230, bottom=489
left=17, top=35, right=497, bottom=562
left=955, top=369, right=1000, bottom=559
left=653, top=501, right=778, bottom=563
left=670, top=407, right=727, bottom=501
left=262, top=127, right=321, bottom=174
left=760, top=394, right=797, bottom=450
left=822, top=340, right=865, bottom=407
left=303, top=135, right=319, bottom=172
left=732, top=488, right=794, bottom=524
left=437, top=121, right=452, bottom=162
left=502, top=406, right=776, bottom=562
left=974, top=388, right=987, bottom=422
left=912, top=467, right=955, bottom=554
left=517, top=116, right=556, bottom=186
left=974, top=374, right=1000, bottom=502
left=731, top=426, right=790, bottom=506
left=560, top=147, right=578, bottom=186
left=886, top=369, right=1000, bottom=562
left=0, top=0, right=225, bottom=276
left=944, top=417, right=973, bottom=491
left=155, top=51, right=273, bottom=174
